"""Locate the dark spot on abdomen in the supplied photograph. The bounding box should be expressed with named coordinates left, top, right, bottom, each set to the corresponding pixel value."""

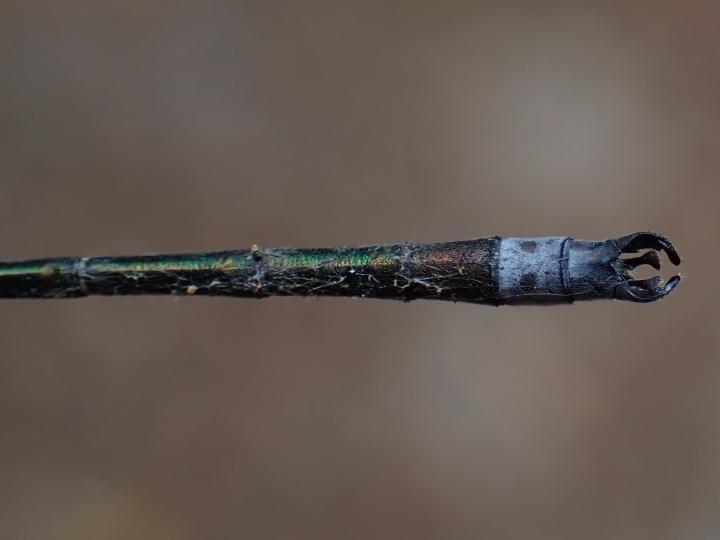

left=521, top=241, right=537, bottom=253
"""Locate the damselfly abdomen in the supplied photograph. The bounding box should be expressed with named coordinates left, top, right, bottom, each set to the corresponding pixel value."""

left=0, top=232, right=681, bottom=305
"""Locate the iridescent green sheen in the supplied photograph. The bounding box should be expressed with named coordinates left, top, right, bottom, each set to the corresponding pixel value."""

left=0, top=233, right=682, bottom=304
left=0, top=239, right=500, bottom=303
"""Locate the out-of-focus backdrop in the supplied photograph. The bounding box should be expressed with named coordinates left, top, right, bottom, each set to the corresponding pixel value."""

left=0, top=2, right=717, bottom=539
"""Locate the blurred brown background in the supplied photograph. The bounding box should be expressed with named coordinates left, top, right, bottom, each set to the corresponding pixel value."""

left=0, top=2, right=718, bottom=539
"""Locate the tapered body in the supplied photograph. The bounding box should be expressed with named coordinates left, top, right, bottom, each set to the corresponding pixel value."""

left=0, top=233, right=681, bottom=304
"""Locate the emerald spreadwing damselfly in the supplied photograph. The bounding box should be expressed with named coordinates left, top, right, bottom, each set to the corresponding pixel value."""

left=0, top=232, right=681, bottom=305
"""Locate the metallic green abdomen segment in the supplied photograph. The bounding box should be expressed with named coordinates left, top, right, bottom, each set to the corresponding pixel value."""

left=84, top=251, right=253, bottom=296
left=259, top=238, right=499, bottom=302
left=0, top=238, right=500, bottom=302
left=0, top=258, right=83, bottom=298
